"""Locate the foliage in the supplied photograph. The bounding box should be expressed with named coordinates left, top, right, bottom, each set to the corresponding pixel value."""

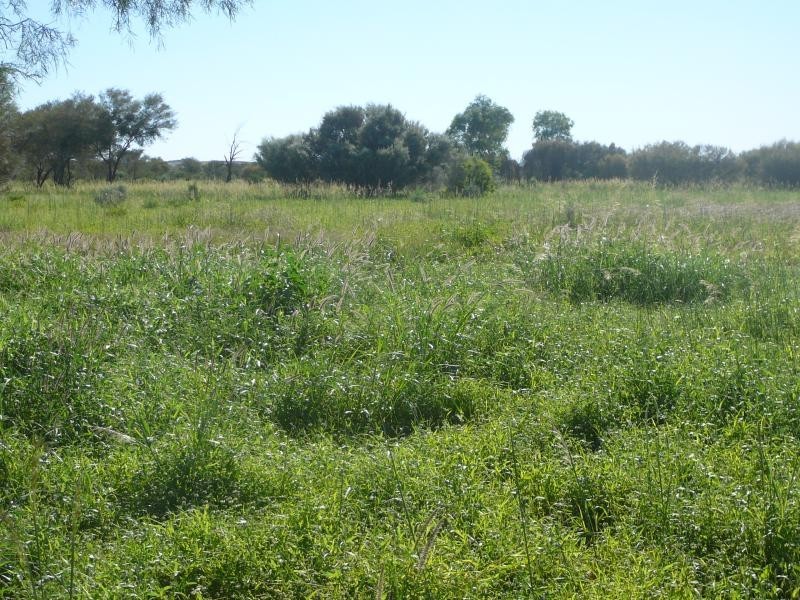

left=523, top=140, right=627, bottom=181
left=529, top=239, right=745, bottom=305
left=95, top=88, right=177, bottom=182
left=10, top=88, right=175, bottom=186
left=12, top=93, right=106, bottom=186
left=178, top=156, right=203, bottom=178
left=448, top=156, right=495, bottom=196
left=629, top=141, right=740, bottom=185
left=447, top=94, right=514, bottom=167
left=256, top=104, right=452, bottom=189
left=498, top=156, right=521, bottom=182
left=0, top=0, right=251, bottom=82
left=532, top=110, right=574, bottom=142
left=741, top=141, right=800, bottom=187
left=0, top=69, right=17, bottom=183
left=255, top=134, right=317, bottom=183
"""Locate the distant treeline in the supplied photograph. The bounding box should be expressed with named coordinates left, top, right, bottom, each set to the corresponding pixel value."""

left=1, top=78, right=799, bottom=191
left=519, top=139, right=800, bottom=187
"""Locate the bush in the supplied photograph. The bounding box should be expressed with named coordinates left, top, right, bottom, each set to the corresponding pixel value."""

left=629, top=141, right=740, bottom=185
left=595, top=153, right=628, bottom=179
left=447, top=157, right=495, bottom=196
left=522, top=141, right=627, bottom=181
left=741, top=140, right=800, bottom=187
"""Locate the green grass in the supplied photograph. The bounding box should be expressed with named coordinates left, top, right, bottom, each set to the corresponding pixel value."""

left=0, top=180, right=799, bottom=597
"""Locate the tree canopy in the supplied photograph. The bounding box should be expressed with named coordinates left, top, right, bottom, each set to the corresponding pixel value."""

left=532, top=110, right=574, bottom=142
left=1, top=0, right=251, bottom=81
left=96, top=88, right=177, bottom=182
left=0, top=68, right=17, bottom=182
left=446, top=95, right=514, bottom=167
left=13, top=94, right=106, bottom=186
left=11, top=88, right=175, bottom=186
left=256, top=104, right=453, bottom=190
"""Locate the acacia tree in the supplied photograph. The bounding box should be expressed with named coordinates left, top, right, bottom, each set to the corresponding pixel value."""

left=1, top=0, right=251, bottom=82
left=447, top=95, right=514, bottom=167
left=14, top=94, right=104, bottom=186
left=12, top=105, right=53, bottom=186
left=96, top=88, right=176, bottom=182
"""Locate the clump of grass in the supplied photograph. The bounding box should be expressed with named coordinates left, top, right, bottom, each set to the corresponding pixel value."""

left=93, top=184, right=128, bottom=207
left=125, top=435, right=244, bottom=517
left=0, top=323, right=107, bottom=442
left=530, top=239, right=745, bottom=305
left=271, top=359, right=484, bottom=436
left=447, top=221, right=493, bottom=250
left=0, top=181, right=798, bottom=597
left=4, top=192, right=25, bottom=203
left=559, top=399, right=608, bottom=451
left=186, top=182, right=201, bottom=201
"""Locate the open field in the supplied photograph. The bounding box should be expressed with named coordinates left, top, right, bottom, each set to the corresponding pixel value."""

left=1, top=181, right=799, bottom=598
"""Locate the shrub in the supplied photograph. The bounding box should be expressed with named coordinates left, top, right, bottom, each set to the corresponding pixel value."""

left=447, top=157, right=495, bottom=196
left=741, top=140, right=800, bottom=187
left=522, top=141, right=627, bottom=181
left=629, top=141, right=740, bottom=185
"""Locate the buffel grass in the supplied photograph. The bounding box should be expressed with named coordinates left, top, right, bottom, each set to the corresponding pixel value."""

left=0, top=180, right=798, bottom=598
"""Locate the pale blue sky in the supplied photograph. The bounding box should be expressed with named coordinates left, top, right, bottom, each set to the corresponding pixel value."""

left=15, top=0, right=800, bottom=161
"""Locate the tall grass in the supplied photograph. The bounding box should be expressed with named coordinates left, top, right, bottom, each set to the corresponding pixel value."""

left=0, top=180, right=798, bottom=597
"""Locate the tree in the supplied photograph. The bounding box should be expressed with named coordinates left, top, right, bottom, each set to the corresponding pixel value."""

left=1, top=0, right=251, bottom=82
left=629, top=141, right=740, bottom=185
left=532, top=110, right=574, bottom=142
left=13, top=94, right=105, bottom=186
left=12, top=106, right=53, bottom=186
left=741, top=141, right=800, bottom=187
left=498, top=156, right=521, bottom=183
left=314, top=105, right=365, bottom=183
left=523, top=140, right=626, bottom=181
left=137, top=155, right=170, bottom=180
left=223, top=129, right=243, bottom=182
left=0, top=68, right=17, bottom=182
left=179, top=157, right=203, bottom=179
left=95, top=88, right=176, bottom=182
left=522, top=140, right=576, bottom=181
left=447, top=95, right=514, bottom=167
left=255, top=134, right=317, bottom=183
left=257, top=104, right=452, bottom=190
left=354, top=105, right=433, bottom=189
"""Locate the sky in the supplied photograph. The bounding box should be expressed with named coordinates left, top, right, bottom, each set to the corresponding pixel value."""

left=13, top=0, right=800, bottom=162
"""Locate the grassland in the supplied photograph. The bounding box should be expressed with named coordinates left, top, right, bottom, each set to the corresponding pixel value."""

left=0, top=180, right=799, bottom=598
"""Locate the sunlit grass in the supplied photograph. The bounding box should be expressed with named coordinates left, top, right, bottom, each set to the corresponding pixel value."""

left=0, top=180, right=798, bottom=597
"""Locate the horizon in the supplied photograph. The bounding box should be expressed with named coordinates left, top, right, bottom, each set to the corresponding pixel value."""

left=13, top=0, right=800, bottom=163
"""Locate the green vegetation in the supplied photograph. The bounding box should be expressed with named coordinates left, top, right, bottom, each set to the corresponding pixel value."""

left=0, top=180, right=799, bottom=597
left=447, top=156, right=495, bottom=197
left=1, top=1, right=251, bottom=83
left=5, top=82, right=800, bottom=188
left=255, top=104, right=450, bottom=190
